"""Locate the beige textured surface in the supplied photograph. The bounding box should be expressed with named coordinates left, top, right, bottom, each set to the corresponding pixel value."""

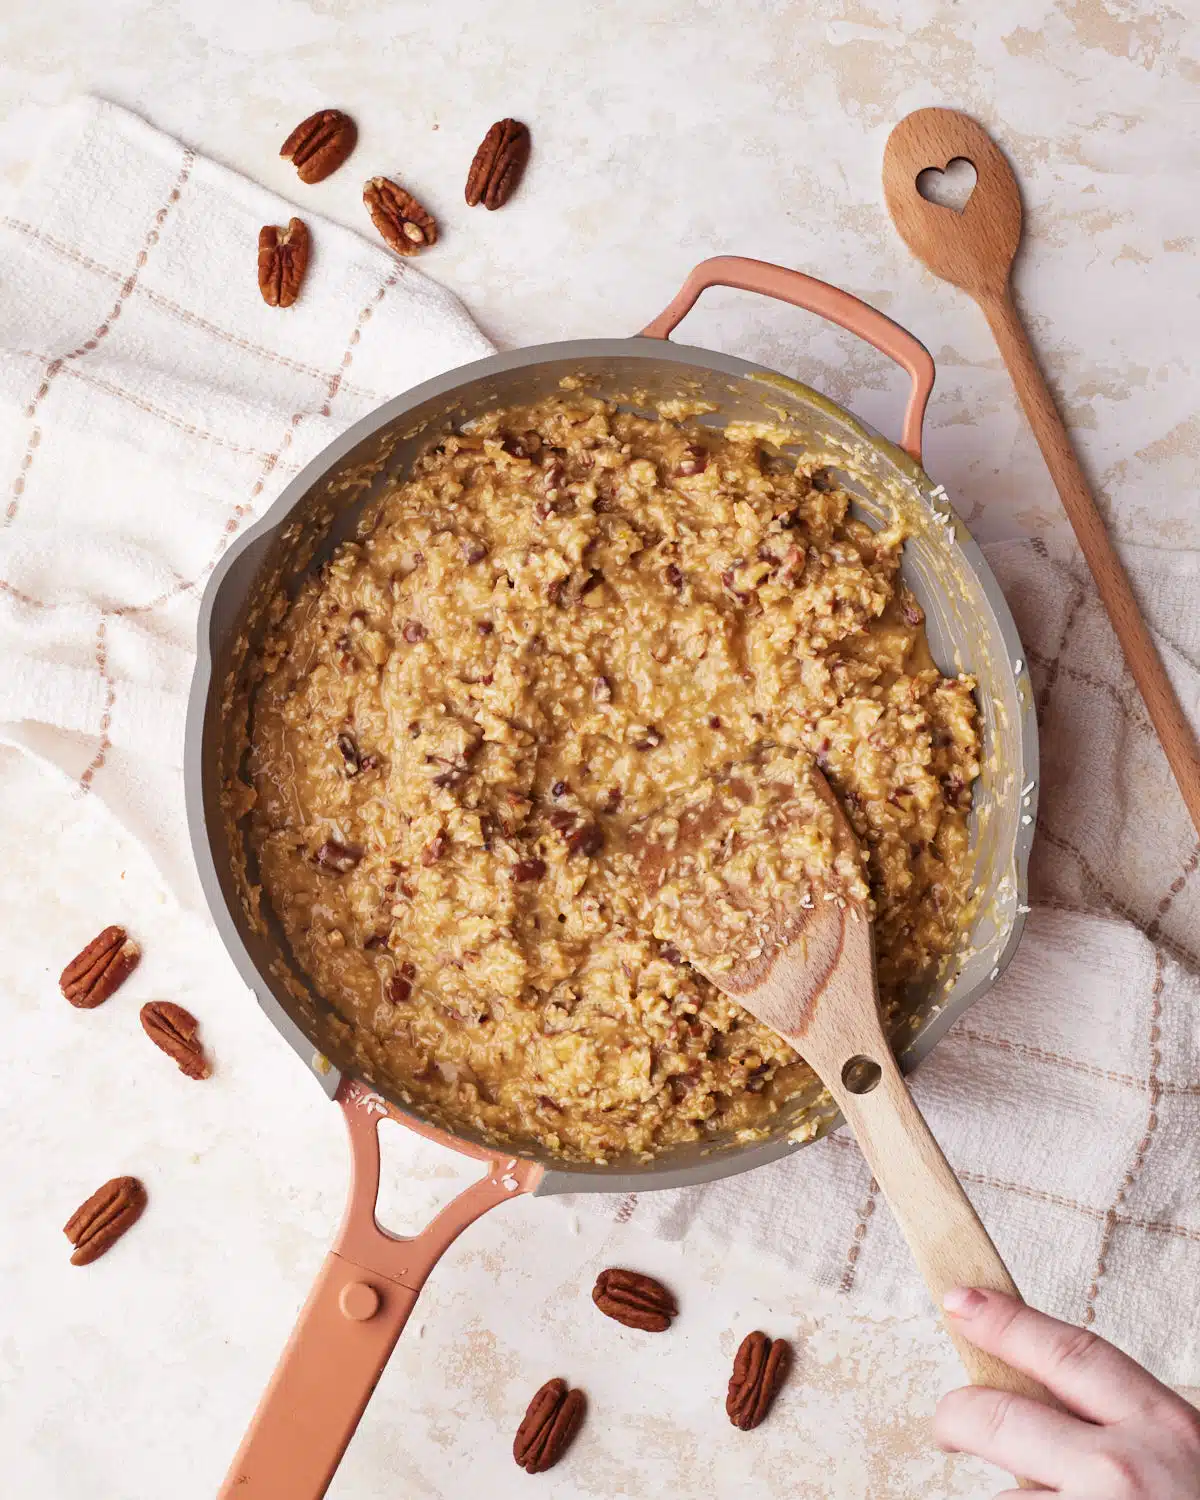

left=1, top=2, right=1198, bottom=1497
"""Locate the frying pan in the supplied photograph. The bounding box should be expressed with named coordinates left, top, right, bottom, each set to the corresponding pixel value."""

left=185, top=256, right=1037, bottom=1499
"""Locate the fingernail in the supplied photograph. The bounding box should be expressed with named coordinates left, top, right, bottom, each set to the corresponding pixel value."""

left=943, top=1287, right=986, bottom=1317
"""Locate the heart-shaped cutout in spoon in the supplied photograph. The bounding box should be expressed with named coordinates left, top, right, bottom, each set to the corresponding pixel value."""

left=915, top=155, right=978, bottom=214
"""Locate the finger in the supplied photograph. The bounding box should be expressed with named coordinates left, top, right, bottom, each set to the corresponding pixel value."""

left=944, top=1287, right=1170, bottom=1424
left=991, top=1492, right=1057, bottom=1499
left=934, top=1384, right=1096, bottom=1488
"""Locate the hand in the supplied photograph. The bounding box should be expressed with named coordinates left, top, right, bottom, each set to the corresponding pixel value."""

left=934, top=1287, right=1200, bottom=1498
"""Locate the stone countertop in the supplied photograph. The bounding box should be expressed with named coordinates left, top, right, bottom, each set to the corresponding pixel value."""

left=1, top=3, right=1197, bottom=1498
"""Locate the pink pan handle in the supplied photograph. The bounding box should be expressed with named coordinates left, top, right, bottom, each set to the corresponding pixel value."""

left=219, top=1081, right=542, bottom=1500
left=640, top=254, right=935, bottom=464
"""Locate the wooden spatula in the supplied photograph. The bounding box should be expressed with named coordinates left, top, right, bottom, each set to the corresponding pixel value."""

left=629, top=748, right=1058, bottom=1422
left=883, top=107, right=1200, bottom=838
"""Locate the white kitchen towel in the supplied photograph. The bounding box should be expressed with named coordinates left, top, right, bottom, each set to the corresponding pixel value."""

left=3, top=99, right=1198, bottom=1386
left=0, top=96, right=492, bottom=895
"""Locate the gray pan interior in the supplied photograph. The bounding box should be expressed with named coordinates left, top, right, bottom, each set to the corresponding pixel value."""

left=184, top=338, right=1037, bottom=1196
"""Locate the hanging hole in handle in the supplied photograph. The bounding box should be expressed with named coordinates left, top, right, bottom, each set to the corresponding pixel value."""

left=374, top=1116, right=491, bottom=1236
left=841, top=1055, right=883, bottom=1094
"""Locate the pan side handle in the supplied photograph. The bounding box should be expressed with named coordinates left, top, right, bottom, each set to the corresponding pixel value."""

left=639, top=254, right=934, bottom=464
left=219, top=1082, right=542, bottom=1500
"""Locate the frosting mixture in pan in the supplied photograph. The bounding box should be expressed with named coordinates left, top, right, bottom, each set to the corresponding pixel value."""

left=246, top=395, right=979, bottom=1161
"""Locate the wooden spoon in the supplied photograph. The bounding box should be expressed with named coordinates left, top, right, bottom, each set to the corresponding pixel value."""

left=629, top=750, right=1058, bottom=1431
left=883, top=107, right=1200, bottom=838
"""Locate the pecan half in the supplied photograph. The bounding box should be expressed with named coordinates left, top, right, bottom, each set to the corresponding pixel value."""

left=511, top=857, right=547, bottom=883
left=60, top=925, right=141, bottom=1009
left=140, top=1002, right=211, bottom=1080
left=513, top=1378, right=585, bottom=1474
left=592, top=1268, right=677, bottom=1332
left=258, top=218, right=310, bottom=308
left=314, top=839, right=362, bottom=873
left=280, top=108, right=357, bottom=184
left=64, top=1176, right=147, bottom=1266
left=364, top=177, right=437, bottom=255
left=726, top=1330, right=792, bottom=1430
left=465, top=118, right=531, bottom=210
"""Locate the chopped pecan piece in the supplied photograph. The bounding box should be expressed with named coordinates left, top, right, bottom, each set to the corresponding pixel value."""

left=900, top=592, right=924, bottom=627
left=337, top=731, right=362, bottom=775
left=600, top=785, right=622, bottom=814
left=421, top=830, right=448, bottom=866
left=542, top=455, right=566, bottom=493
left=565, top=822, right=603, bottom=857
left=674, top=445, right=709, bottom=477
left=388, top=962, right=416, bottom=1005
left=512, top=1377, right=585, bottom=1474
left=633, top=726, right=662, bottom=751
left=461, top=537, right=488, bottom=564
left=257, top=218, right=310, bottom=308
left=140, top=1002, right=211, bottom=1080
left=314, top=840, right=362, bottom=873
left=466, top=118, right=532, bottom=210
left=665, top=563, right=684, bottom=588
left=592, top=1268, right=677, bottom=1331
left=726, top=1330, right=791, bottom=1429
left=402, top=618, right=428, bottom=643
left=502, top=430, right=541, bottom=458
left=280, top=109, right=357, bottom=183
left=363, top=176, right=437, bottom=255
left=60, top=925, right=141, bottom=1009
left=64, top=1176, right=147, bottom=1266
left=592, top=675, right=613, bottom=704
left=551, top=780, right=568, bottom=798
left=511, top=857, right=547, bottom=883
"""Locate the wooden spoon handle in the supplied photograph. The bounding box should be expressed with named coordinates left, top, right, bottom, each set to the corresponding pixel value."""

left=831, top=1056, right=1061, bottom=1493
left=831, top=1048, right=1048, bottom=1389
left=980, top=285, right=1200, bottom=835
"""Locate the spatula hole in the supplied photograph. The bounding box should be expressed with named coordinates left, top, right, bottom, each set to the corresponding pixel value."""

left=915, top=157, right=977, bottom=215
left=841, top=1055, right=882, bottom=1094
